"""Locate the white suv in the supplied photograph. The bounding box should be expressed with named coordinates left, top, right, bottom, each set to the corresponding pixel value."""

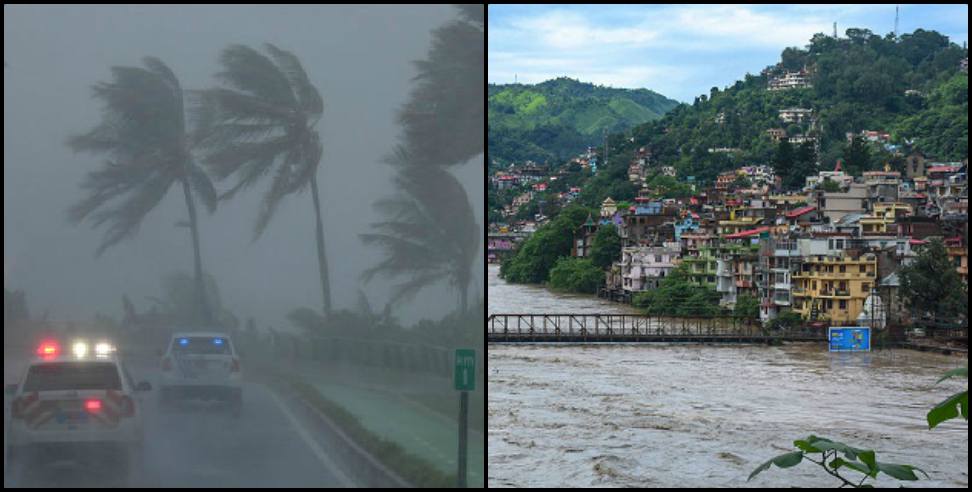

left=158, top=332, right=242, bottom=417
left=5, top=340, right=150, bottom=485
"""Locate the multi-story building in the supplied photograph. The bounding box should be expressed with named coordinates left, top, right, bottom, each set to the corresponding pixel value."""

left=766, top=128, right=787, bottom=142
left=758, top=237, right=802, bottom=322
left=791, top=251, right=879, bottom=324
left=571, top=213, right=598, bottom=258
left=768, top=70, right=812, bottom=91
left=619, top=243, right=682, bottom=292
left=945, top=236, right=968, bottom=284
left=620, top=199, right=677, bottom=247
left=814, top=183, right=869, bottom=224
left=860, top=203, right=912, bottom=235
left=682, top=246, right=718, bottom=288
left=715, top=234, right=762, bottom=307
left=778, top=108, right=813, bottom=124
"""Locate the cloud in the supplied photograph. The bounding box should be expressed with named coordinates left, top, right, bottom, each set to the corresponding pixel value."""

left=489, top=4, right=968, bottom=101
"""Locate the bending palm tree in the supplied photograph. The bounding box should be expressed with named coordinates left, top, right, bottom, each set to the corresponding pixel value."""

left=67, top=57, right=217, bottom=324
left=397, top=4, right=483, bottom=169
left=191, top=44, right=331, bottom=318
left=362, top=5, right=484, bottom=319
left=361, top=151, right=479, bottom=313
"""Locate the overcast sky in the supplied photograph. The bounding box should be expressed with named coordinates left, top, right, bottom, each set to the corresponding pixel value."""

left=488, top=4, right=969, bottom=102
left=4, top=5, right=484, bottom=331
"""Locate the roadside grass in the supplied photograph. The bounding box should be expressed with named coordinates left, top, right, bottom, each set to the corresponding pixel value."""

left=402, top=390, right=484, bottom=434
left=267, top=367, right=456, bottom=488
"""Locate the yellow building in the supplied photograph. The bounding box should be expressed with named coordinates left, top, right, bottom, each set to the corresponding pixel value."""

left=718, top=210, right=763, bottom=236
left=860, top=203, right=912, bottom=234
left=792, top=253, right=878, bottom=323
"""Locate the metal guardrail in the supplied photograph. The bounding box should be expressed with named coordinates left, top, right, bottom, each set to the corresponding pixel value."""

left=486, top=314, right=826, bottom=343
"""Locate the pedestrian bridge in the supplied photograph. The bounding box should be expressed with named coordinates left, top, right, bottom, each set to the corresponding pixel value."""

left=487, top=314, right=827, bottom=344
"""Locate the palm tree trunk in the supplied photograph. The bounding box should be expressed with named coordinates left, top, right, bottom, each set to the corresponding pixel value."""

left=310, top=178, right=332, bottom=318
left=182, top=180, right=213, bottom=325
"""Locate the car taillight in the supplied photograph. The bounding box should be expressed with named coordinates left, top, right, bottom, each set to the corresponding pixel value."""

left=85, top=399, right=102, bottom=412
left=162, top=357, right=172, bottom=371
left=231, top=358, right=240, bottom=372
left=120, top=395, right=135, bottom=417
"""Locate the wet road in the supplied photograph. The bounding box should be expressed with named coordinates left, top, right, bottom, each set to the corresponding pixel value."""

left=4, top=353, right=352, bottom=488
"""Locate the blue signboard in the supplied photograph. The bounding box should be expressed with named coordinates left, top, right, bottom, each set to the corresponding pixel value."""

left=828, top=326, right=871, bottom=352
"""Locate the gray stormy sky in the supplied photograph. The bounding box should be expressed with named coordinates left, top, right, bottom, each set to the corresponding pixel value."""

left=4, top=5, right=484, bottom=331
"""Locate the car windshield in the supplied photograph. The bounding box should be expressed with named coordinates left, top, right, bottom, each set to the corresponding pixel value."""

left=22, top=362, right=122, bottom=391
left=170, top=337, right=232, bottom=355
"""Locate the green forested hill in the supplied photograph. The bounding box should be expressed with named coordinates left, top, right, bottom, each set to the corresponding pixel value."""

left=576, top=28, right=968, bottom=207
left=488, top=77, right=681, bottom=168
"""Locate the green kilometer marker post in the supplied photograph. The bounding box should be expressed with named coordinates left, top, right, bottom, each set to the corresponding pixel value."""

left=454, top=349, right=475, bottom=487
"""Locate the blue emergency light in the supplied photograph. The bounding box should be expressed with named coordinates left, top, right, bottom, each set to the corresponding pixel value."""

left=179, top=338, right=189, bottom=346
left=213, top=338, right=223, bottom=345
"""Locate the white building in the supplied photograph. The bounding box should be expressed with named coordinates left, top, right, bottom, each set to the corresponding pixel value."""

left=779, top=108, right=813, bottom=124
left=768, top=70, right=812, bottom=91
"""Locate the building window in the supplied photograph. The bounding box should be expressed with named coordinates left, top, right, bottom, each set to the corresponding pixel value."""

left=839, top=300, right=847, bottom=310
left=839, top=265, right=846, bottom=273
left=859, top=265, right=865, bottom=273
left=862, top=283, right=870, bottom=292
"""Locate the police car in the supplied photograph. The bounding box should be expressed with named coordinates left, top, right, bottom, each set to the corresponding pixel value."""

left=5, top=339, right=151, bottom=484
left=158, top=332, right=242, bottom=417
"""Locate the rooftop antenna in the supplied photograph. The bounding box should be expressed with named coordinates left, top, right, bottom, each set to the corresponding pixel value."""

left=894, top=5, right=899, bottom=39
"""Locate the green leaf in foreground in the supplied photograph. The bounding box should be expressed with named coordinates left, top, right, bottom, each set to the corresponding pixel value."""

left=875, top=462, right=929, bottom=481
left=748, top=451, right=803, bottom=481
left=927, top=390, right=969, bottom=429
left=828, top=457, right=872, bottom=476
left=935, top=367, right=967, bottom=384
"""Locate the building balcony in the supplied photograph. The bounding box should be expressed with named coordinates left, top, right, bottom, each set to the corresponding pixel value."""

left=773, top=282, right=791, bottom=291
left=773, top=298, right=791, bottom=306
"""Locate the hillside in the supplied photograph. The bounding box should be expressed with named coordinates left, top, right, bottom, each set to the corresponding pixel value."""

left=489, top=28, right=968, bottom=225
left=576, top=28, right=968, bottom=208
left=488, top=77, right=681, bottom=168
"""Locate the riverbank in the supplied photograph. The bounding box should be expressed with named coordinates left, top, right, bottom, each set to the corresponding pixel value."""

left=488, top=264, right=640, bottom=317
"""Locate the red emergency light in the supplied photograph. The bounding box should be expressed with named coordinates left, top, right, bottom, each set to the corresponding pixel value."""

left=37, top=340, right=61, bottom=357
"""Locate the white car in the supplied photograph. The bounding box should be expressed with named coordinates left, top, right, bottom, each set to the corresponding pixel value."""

left=158, top=332, right=242, bottom=417
left=5, top=339, right=150, bottom=485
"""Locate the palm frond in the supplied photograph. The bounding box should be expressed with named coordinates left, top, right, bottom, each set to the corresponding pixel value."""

left=216, top=44, right=298, bottom=109
left=252, top=159, right=293, bottom=239
left=264, top=43, right=323, bottom=116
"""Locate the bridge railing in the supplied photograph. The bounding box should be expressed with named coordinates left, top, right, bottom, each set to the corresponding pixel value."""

left=487, top=314, right=783, bottom=337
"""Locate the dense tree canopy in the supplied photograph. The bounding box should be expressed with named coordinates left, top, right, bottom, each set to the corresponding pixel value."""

left=899, top=238, right=968, bottom=322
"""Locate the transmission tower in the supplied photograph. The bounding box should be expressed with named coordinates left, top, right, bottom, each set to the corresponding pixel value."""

left=894, top=5, right=899, bottom=39
left=833, top=22, right=837, bottom=38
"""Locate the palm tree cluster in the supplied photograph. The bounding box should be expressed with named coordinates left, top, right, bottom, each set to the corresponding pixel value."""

left=68, top=45, right=329, bottom=324
left=360, top=4, right=484, bottom=318
left=67, top=5, right=483, bottom=335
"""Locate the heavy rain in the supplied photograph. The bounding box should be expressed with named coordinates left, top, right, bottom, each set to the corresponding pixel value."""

left=5, top=4, right=484, bottom=488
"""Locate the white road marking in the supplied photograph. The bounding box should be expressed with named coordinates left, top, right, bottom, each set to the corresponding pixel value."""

left=266, top=389, right=353, bottom=487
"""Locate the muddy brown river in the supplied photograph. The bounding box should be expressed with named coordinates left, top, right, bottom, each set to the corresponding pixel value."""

left=488, top=266, right=969, bottom=488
